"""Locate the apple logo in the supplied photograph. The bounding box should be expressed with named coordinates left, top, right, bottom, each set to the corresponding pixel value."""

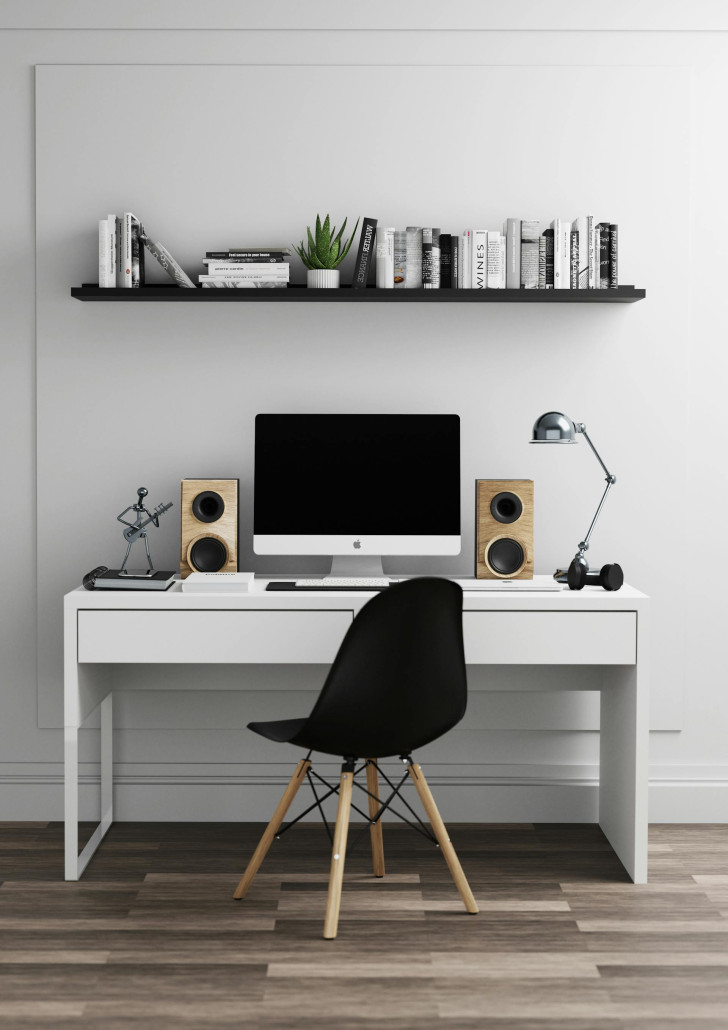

left=353, top=539, right=361, bottom=549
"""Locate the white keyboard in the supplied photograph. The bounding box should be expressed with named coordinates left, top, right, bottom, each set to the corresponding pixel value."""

left=295, top=577, right=393, bottom=589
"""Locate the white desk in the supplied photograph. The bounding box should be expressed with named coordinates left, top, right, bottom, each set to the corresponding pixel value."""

left=63, top=577, right=649, bottom=882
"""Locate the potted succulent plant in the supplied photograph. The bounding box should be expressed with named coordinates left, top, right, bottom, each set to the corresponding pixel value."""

left=294, top=213, right=360, bottom=288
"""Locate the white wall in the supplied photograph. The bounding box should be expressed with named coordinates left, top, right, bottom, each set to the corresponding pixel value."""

left=1, top=2, right=727, bottom=823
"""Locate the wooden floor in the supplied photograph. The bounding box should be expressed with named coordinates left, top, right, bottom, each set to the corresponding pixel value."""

left=1, top=820, right=727, bottom=1028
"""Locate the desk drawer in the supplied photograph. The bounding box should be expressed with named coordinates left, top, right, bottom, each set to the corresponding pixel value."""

left=77, top=610, right=353, bottom=664
left=463, top=611, right=636, bottom=665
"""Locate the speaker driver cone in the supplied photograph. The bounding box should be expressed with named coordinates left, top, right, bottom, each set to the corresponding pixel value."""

left=192, top=490, right=225, bottom=524
left=490, top=491, right=523, bottom=524
left=190, top=537, right=228, bottom=572
left=487, top=538, right=525, bottom=576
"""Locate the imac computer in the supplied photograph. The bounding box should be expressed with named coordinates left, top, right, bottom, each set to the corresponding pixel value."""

left=254, top=413, right=461, bottom=579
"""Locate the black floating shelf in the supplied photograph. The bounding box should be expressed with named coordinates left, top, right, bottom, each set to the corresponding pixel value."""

left=72, top=284, right=645, bottom=303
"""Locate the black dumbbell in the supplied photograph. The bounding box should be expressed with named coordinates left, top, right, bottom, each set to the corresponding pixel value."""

left=567, top=561, right=624, bottom=591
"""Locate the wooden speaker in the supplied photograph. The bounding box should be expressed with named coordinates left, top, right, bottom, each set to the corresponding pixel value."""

left=475, top=479, right=533, bottom=580
left=180, top=479, right=239, bottom=578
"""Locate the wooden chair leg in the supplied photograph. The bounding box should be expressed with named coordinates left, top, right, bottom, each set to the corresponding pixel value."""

left=365, top=759, right=385, bottom=878
left=233, top=758, right=311, bottom=900
left=322, top=766, right=354, bottom=939
left=407, top=761, right=479, bottom=914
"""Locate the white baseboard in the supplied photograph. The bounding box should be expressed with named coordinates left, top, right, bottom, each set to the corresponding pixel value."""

left=1, top=765, right=726, bottom=823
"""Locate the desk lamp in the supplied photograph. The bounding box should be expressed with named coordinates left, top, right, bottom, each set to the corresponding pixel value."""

left=530, top=412, right=623, bottom=591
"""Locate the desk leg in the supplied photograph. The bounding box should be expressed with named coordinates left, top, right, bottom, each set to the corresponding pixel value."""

left=64, top=726, right=80, bottom=881
left=64, top=692, right=114, bottom=881
left=599, top=659, right=649, bottom=884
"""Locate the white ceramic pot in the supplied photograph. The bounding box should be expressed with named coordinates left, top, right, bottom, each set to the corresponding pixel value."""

left=307, top=269, right=340, bottom=289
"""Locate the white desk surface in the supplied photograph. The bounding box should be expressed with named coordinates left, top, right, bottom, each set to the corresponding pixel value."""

left=66, top=575, right=648, bottom=612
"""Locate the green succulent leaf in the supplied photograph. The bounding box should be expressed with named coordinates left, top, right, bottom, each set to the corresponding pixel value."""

left=294, top=243, right=312, bottom=270
left=316, top=214, right=332, bottom=264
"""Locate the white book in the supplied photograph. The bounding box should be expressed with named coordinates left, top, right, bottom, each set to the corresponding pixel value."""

left=486, top=231, right=503, bottom=289
left=405, top=226, right=422, bottom=288
left=431, top=228, right=441, bottom=289
left=551, top=219, right=563, bottom=289
left=198, top=272, right=289, bottom=281
left=503, top=218, right=521, bottom=289
left=107, top=214, right=117, bottom=287
left=461, top=230, right=471, bottom=288
left=98, top=218, right=110, bottom=287
left=572, top=215, right=593, bottom=289
left=520, top=220, right=540, bottom=289
left=471, top=229, right=487, bottom=289
left=375, top=226, right=395, bottom=288
left=591, top=224, right=599, bottom=288
left=560, top=220, right=572, bottom=290
left=499, top=234, right=506, bottom=289
left=204, top=261, right=289, bottom=275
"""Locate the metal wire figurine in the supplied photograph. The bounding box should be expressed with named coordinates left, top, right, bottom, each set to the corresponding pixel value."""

left=117, top=487, right=173, bottom=577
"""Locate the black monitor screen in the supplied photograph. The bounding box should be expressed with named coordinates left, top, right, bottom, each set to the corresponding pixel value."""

left=254, top=414, right=460, bottom=536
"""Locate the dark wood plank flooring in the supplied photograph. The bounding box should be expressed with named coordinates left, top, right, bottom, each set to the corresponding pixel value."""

left=1, top=820, right=727, bottom=1028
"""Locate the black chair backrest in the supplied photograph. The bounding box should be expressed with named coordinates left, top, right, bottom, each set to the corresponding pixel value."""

left=292, top=577, right=467, bottom=758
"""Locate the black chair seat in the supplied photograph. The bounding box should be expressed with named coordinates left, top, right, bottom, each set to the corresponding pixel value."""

left=248, top=718, right=308, bottom=744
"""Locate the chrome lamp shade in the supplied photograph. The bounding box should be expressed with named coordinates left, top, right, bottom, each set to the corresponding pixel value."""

left=531, top=411, right=577, bottom=444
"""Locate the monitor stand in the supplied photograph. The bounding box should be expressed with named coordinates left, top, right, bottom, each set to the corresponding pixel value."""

left=327, top=555, right=385, bottom=578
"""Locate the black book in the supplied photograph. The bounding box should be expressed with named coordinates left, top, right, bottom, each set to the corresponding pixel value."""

left=598, top=223, right=610, bottom=288
left=351, top=217, right=377, bottom=289
left=205, top=251, right=290, bottom=260
left=609, top=224, right=618, bottom=288
left=422, top=228, right=433, bottom=287
left=439, top=233, right=452, bottom=288
left=542, top=228, right=554, bottom=289
left=451, top=236, right=459, bottom=288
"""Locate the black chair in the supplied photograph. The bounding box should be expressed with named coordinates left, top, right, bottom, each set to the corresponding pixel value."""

left=233, top=577, right=479, bottom=938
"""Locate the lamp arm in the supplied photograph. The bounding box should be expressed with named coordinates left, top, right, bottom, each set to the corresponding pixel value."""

left=575, top=424, right=615, bottom=481
left=573, top=424, right=617, bottom=566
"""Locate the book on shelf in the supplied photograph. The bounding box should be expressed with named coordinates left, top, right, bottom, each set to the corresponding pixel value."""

left=504, top=218, right=521, bottom=289
left=202, top=262, right=289, bottom=277
left=439, top=233, right=452, bottom=289
left=203, top=254, right=287, bottom=263
left=538, top=235, right=546, bottom=289
left=609, top=224, right=618, bottom=288
left=598, top=222, right=610, bottom=288
left=422, top=227, right=441, bottom=288
left=471, top=229, right=487, bottom=289
left=542, top=227, right=554, bottom=289
left=570, top=228, right=579, bottom=289
left=405, top=227, right=422, bottom=288
left=141, top=230, right=196, bottom=288
left=375, top=226, right=395, bottom=289
left=98, top=213, right=117, bottom=288
left=572, top=215, right=592, bottom=289
left=461, top=231, right=471, bottom=289
left=393, top=230, right=407, bottom=288
left=452, top=235, right=461, bottom=289
left=520, top=220, right=540, bottom=289
left=351, top=217, right=377, bottom=289
left=198, top=271, right=289, bottom=283
left=422, top=228, right=433, bottom=287
left=131, top=214, right=145, bottom=288
left=486, top=231, right=503, bottom=289
left=200, top=280, right=288, bottom=289
left=206, top=249, right=291, bottom=259
left=118, top=213, right=132, bottom=288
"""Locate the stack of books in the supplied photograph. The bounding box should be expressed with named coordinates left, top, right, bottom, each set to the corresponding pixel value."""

left=372, top=218, right=619, bottom=290
left=198, top=249, right=291, bottom=289
left=98, top=212, right=196, bottom=288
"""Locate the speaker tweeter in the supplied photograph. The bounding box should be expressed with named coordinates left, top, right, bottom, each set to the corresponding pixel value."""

left=180, top=479, right=239, bottom=578
left=476, top=479, right=533, bottom=580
